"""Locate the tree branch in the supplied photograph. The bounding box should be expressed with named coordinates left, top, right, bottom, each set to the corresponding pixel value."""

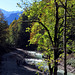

left=22, top=20, right=54, bottom=46
left=59, top=0, right=65, bottom=8
left=38, top=21, right=54, bottom=46
left=58, top=19, right=64, bottom=32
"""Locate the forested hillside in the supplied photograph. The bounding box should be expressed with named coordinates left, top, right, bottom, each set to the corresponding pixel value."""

left=7, top=13, right=30, bottom=49
left=0, top=10, right=8, bottom=54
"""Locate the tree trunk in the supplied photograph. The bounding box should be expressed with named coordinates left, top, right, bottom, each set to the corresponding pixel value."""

left=54, top=0, right=59, bottom=75
left=49, top=63, right=53, bottom=75
left=54, top=48, right=58, bottom=75
left=48, top=55, right=53, bottom=75
left=63, top=0, right=67, bottom=75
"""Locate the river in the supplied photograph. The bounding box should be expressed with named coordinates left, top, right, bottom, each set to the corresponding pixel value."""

left=24, top=50, right=74, bottom=75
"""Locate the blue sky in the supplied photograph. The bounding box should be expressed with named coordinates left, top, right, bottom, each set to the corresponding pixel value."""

left=0, top=0, right=24, bottom=11
left=0, top=0, right=41, bottom=11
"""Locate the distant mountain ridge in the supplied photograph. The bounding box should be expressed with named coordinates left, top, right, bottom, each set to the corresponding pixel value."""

left=0, top=8, right=23, bottom=25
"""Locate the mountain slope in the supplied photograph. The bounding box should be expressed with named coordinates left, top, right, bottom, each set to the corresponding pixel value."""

left=0, top=8, right=13, bottom=17
left=0, top=8, right=22, bottom=25
left=5, top=12, right=22, bottom=25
